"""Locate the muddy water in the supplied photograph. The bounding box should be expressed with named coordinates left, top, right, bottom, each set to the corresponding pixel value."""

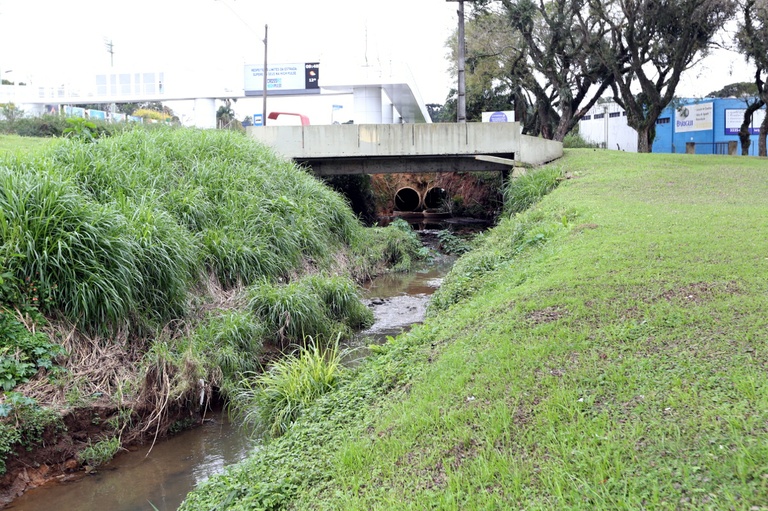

left=8, top=415, right=254, bottom=511
left=355, top=254, right=455, bottom=339
left=9, top=233, right=458, bottom=511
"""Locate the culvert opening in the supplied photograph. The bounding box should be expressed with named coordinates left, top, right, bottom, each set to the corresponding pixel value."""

left=394, top=187, right=422, bottom=212
left=423, top=187, right=448, bottom=210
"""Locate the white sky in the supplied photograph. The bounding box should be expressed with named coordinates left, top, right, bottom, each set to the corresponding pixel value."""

left=0, top=0, right=457, bottom=110
left=0, top=0, right=757, bottom=124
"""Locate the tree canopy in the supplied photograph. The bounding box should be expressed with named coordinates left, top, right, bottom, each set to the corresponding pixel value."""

left=448, top=0, right=738, bottom=151
left=586, top=0, right=736, bottom=152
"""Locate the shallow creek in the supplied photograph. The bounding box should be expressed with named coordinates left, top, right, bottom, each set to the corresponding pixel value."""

left=8, top=232, right=458, bottom=511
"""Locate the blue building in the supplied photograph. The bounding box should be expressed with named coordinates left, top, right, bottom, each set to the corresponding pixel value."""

left=651, top=98, right=765, bottom=156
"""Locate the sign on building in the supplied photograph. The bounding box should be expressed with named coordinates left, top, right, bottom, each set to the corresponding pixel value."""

left=675, top=102, right=713, bottom=132
left=482, top=110, right=515, bottom=122
left=725, top=108, right=765, bottom=135
left=244, top=62, right=320, bottom=96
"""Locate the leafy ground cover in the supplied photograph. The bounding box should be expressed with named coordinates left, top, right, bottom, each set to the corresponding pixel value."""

left=182, top=150, right=768, bottom=510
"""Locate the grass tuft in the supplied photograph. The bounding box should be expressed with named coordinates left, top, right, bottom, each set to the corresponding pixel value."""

left=228, top=337, right=346, bottom=437
left=503, top=164, right=564, bottom=214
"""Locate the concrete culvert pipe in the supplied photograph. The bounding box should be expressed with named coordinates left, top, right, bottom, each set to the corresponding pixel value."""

left=394, top=187, right=422, bottom=212
left=423, top=187, right=448, bottom=210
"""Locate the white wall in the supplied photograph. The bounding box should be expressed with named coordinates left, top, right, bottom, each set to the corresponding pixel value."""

left=579, top=101, right=638, bottom=152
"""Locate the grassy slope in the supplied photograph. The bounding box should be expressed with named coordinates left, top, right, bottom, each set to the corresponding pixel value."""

left=183, top=150, right=768, bottom=510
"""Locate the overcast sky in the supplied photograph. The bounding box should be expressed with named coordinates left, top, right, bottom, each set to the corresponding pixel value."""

left=0, top=0, right=457, bottom=103
left=0, top=0, right=758, bottom=121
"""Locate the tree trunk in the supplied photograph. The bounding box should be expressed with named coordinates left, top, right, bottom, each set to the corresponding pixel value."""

left=553, top=118, right=571, bottom=142
left=740, top=127, right=752, bottom=156
left=740, top=101, right=764, bottom=155
left=637, top=127, right=653, bottom=153
left=760, top=112, right=768, bottom=157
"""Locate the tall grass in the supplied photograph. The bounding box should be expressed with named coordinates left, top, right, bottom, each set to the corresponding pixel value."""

left=0, top=168, right=139, bottom=330
left=503, top=165, right=564, bottom=214
left=247, top=274, right=373, bottom=347
left=228, top=337, right=346, bottom=437
left=1, top=128, right=369, bottom=333
left=192, top=310, right=265, bottom=380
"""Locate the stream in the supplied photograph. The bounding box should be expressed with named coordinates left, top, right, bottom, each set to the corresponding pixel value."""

left=8, top=228, right=461, bottom=511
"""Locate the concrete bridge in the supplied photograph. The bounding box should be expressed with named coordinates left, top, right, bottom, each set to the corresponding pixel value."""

left=247, top=122, right=563, bottom=175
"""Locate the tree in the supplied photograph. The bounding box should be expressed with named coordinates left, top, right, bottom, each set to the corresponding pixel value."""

left=706, top=81, right=759, bottom=97
left=587, top=0, right=736, bottom=152
left=443, top=12, right=521, bottom=124
left=216, top=98, right=238, bottom=129
left=425, top=103, right=445, bottom=122
left=737, top=0, right=768, bottom=156
left=707, top=81, right=764, bottom=155
left=115, top=101, right=173, bottom=117
left=500, top=0, right=614, bottom=140
left=449, top=3, right=612, bottom=140
left=0, top=103, right=24, bottom=127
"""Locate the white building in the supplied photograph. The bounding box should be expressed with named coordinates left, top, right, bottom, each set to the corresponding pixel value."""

left=578, top=101, right=638, bottom=152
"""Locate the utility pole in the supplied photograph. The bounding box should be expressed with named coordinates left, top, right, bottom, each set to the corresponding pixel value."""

left=105, top=39, right=114, bottom=67
left=105, top=38, right=115, bottom=116
left=262, top=24, right=268, bottom=126
left=447, top=0, right=471, bottom=123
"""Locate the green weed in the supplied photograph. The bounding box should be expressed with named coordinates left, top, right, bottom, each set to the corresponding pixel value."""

left=0, top=307, right=64, bottom=391
left=78, top=436, right=120, bottom=468
left=0, top=393, right=63, bottom=474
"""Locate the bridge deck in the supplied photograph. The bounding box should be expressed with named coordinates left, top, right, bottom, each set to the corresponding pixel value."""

left=247, top=123, right=562, bottom=175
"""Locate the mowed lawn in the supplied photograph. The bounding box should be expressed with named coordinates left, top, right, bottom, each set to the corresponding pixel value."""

left=287, top=150, right=768, bottom=510
left=0, top=134, right=54, bottom=155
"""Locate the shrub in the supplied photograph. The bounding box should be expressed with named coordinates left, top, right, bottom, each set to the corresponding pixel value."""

left=562, top=131, right=600, bottom=148
left=1, top=115, right=119, bottom=139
